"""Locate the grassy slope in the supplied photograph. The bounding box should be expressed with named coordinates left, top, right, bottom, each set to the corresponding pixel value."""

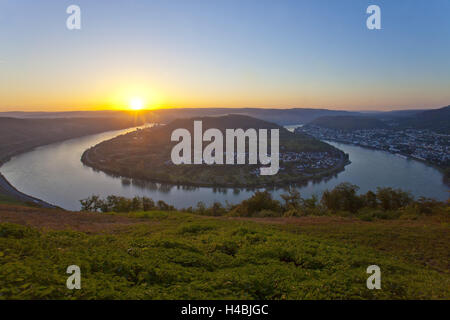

left=0, top=204, right=448, bottom=300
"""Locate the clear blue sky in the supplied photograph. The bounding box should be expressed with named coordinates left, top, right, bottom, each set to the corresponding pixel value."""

left=1, top=0, right=449, bottom=111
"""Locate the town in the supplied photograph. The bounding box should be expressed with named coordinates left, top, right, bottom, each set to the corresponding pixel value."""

left=167, top=149, right=345, bottom=177
left=297, top=125, right=450, bottom=168
left=277, top=150, right=345, bottom=174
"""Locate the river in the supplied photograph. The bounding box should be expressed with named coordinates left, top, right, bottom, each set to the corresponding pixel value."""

left=0, top=126, right=448, bottom=210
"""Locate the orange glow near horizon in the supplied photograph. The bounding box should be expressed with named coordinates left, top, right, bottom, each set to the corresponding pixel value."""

left=0, top=65, right=448, bottom=112
left=0, top=80, right=447, bottom=113
left=129, top=98, right=144, bottom=110
left=102, top=86, right=166, bottom=111
left=1, top=2, right=450, bottom=113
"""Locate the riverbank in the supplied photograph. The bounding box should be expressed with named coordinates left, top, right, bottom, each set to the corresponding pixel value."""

left=3, top=123, right=448, bottom=211
left=0, top=119, right=148, bottom=207
left=321, top=138, right=450, bottom=188
left=81, top=146, right=350, bottom=189
left=81, top=115, right=351, bottom=189
left=0, top=152, right=58, bottom=208
left=0, top=173, right=57, bottom=208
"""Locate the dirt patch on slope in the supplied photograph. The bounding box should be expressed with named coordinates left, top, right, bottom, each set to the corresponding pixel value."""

left=0, top=204, right=152, bottom=233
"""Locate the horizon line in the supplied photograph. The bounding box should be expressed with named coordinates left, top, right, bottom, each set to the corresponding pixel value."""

left=0, top=105, right=447, bottom=114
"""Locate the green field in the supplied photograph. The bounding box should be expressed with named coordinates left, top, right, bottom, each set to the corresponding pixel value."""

left=0, top=205, right=448, bottom=300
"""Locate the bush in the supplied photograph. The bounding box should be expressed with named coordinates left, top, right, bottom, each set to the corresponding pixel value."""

left=80, top=195, right=166, bottom=213
left=79, top=184, right=445, bottom=221
left=229, top=191, right=282, bottom=217
left=283, top=209, right=302, bottom=217
left=357, top=208, right=401, bottom=221
left=255, top=210, right=282, bottom=218
left=376, top=187, right=413, bottom=211
left=280, top=188, right=303, bottom=212
left=0, top=223, right=39, bottom=239
left=413, top=197, right=443, bottom=215
left=178, top=224, right=217, bottom=235
left=206, top=202, right=227, bottom=216
left=321, top=183, right=362, bottom=213
left=214, top=241, right=239, bottom=256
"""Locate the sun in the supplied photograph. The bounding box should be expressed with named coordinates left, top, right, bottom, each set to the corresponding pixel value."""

left=129, top=98, right=144, bottom=110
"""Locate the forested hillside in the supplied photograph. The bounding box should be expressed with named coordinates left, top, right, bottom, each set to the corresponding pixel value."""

left=0, top=117, right=145, bottom=164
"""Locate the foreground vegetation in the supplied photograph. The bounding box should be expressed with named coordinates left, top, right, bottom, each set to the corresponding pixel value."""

left=0, top=204, right=449, bottom=299
left=0, top=184, right=448, bottom=299
left=81, top=183, right=448, bottom=222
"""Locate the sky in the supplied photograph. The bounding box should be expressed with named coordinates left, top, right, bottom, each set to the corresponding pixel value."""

left=0, top=0, right=450, bottom=112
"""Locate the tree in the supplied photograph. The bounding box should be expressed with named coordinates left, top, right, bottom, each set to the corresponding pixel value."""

left=208, top=202, right=226, bottom=216
left=196, top=201, right=206, bottom=215
left=157, top=200, right=174, bottom=211
left=131, top=196, right=143, bottom=211
left=142, top=197, right=155, bottom=211
left=280, top=188, right=303, bottom=212
left=362, top=190, right=378, bottom=208
left=321, top=183, right=362, bottom=213
left=80, top=195, right=101, bottom=212
left=303, top=194, right=318, bottom=210
left=232, top=191, right=282, bottom=217
left=376, top=187, right=413, bottom=211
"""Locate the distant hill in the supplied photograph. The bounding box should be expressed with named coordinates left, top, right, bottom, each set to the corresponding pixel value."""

left=164, top=114, right=281, bottom=133
left=149, top=108, right=362, bottom=125
left=4, top=106, right=447, bottom=132
left=371, top=109, right=426, bottom=119
left=398, top=106, right=450, bottom=134
left=0, top=111, right=131, bottom=119
left=306, top=116, right=389, bottom=131
left=305, top=106, right=450, bottom=134
left=1, top=108, right=362, bottom=125
left=160, top=114, right=338, bottom=153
